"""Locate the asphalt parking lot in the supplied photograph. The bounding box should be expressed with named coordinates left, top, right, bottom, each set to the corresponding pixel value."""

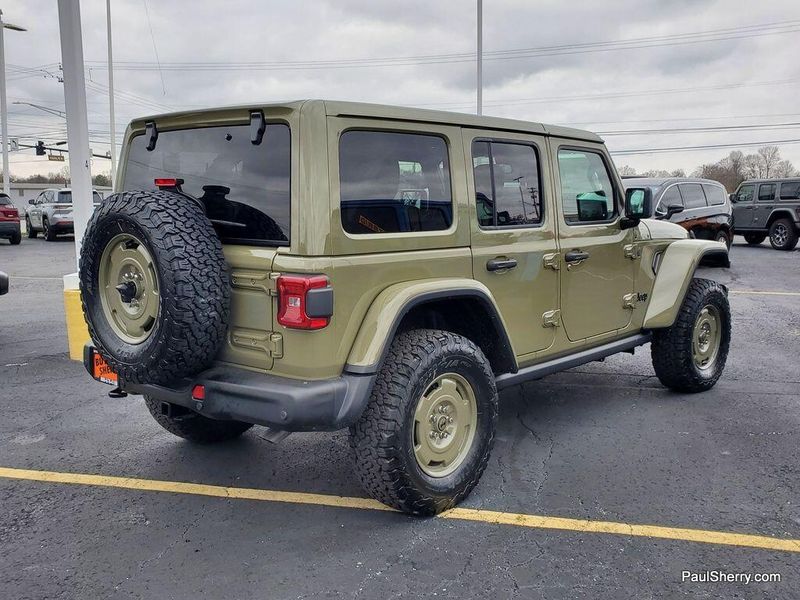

left=1, top=235, right=799, bottom=599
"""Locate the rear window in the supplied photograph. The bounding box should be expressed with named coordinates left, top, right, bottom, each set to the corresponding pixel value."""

left=702, top=184, right=726, bottom=206
left=123, top=123, right=291, bottom=245
left=779, top=181, right=800, bottom=200
left=57, top=191, right=72, bottom=203
left=0, top=195, right=10, bottom=206
left=339, top=130, right=452, bottom=235
left=679, top=184, right=707, bottom=209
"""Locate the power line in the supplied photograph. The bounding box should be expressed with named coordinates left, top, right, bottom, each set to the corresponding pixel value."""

left=598, top=121, right=800, bottom=136
left=80, top=19, right=800, bottom=72
left=611, top=138, right=800, bottom=155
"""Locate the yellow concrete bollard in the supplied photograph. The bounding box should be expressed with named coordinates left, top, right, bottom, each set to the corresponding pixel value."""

left=63, top=273, right=90, bottom=361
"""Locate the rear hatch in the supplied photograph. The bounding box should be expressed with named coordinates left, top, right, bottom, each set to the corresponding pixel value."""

left=120, top=120, right=292, bottom=372
left=0, top=196, right=19, bottom=221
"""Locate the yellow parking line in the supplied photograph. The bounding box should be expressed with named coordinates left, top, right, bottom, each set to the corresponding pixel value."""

left=1, top=466, right=799, bottom=554
left=729, top=290, right=800, bottom=296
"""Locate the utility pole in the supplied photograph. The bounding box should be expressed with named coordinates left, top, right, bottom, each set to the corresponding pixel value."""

left=106, top=0, right=116, bottom=187
left=476, top=0, right=483, bottom=116
left=57, top=0, right=93, bottom=269
left=0, top=10, right=27, bottom=195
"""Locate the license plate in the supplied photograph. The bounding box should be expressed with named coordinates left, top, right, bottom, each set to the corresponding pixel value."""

left=92, top=352, right=117, bottom=385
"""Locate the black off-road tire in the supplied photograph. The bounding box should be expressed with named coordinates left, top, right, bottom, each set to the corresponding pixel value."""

left=743, top=233, right=766, bottom=246
left=9, top=231, right=21, bottom=245
left=143, top=396, right=252, bottom=443
left=43, top=217, right=56, bottom=241
left=651, top=278, right=731, bottom=393
left=768, top=218, right=799, bottom=251
left=349, top=329, right=498, bottom=515
left=26, top=217, right=37, bottom=238
left=79, top=190, right=230, bottom=385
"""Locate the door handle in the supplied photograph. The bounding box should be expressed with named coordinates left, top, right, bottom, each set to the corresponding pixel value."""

left=486, top=257, right=518, bottom=272
left=564, top=250, right=590, bottom=263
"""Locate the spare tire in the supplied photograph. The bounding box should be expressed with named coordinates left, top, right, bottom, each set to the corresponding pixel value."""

left=79, top=190, right=230, bottom=385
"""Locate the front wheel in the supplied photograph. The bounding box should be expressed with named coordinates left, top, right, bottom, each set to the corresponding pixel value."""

left=714, top=229, right=731, bottom=249
left=349, top=329, right=498, bottom=515
left=769, top=218, right=799, bottom=251
left=651, top=278, right=731, bottom=393
left=144, top=396, right=252, bottom=443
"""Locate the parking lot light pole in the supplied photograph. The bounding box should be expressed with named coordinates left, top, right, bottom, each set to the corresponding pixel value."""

left=58, top=0, right=94, bottom=359
left=0, top=11, right=27, bottom=196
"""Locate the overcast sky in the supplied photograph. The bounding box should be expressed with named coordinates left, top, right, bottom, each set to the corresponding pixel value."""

left=3, top=0, right=800, bottom=179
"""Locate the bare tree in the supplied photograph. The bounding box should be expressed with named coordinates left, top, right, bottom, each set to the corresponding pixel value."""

left=756, top=146, right=781, bottom=178
left=617, top=164, right=637, bottom=176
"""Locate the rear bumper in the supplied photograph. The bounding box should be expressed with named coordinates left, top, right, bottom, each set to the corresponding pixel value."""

left=49, top=219, right=74, bottom=233
left=83, top=344, right=375, bottom=432
left=0, top=221, right=20, bottom=237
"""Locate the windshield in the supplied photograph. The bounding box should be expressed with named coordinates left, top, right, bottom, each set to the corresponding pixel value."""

left=123, top=123, right=291, bottom=245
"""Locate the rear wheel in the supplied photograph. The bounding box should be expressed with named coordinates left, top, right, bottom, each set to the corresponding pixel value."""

left=144, top=396, right=252, bottom=443
left=349, top=329, right=497, bottom=515
left=43, top=217, right=56, bottom=241
left=743, top=233, right=766, bottom=245
left=769, top=218, right=799, bottom=251
left=9, top=230, right=21, bottom=245
left=651, top=278, right=731, bottom=393
left=26, top=217, right=37, bottom=238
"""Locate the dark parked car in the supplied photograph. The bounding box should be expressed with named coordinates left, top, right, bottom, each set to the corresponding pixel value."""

left=0, top=193, right=21, bottom=245
left=622, top=177, right=733, bottom=247
left=730, top=178, right=800, bottom=250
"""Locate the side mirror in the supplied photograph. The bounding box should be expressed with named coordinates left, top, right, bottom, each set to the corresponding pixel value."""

left=664, top=204, right=684, bottom=219
left=28, top=198, right=35, bottom=205
left=728, top=193, right=736, bottom=203
left=621, top=187, right=651, bottom=229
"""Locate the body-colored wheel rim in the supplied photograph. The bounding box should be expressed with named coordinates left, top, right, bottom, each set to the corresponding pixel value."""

left=692, top=305, right=721, bottom=371
left=413, top=373, right=478, bottom=477
left=98, top=233, right=160, bottom=345
left=771, top=223, right=788, bottom=247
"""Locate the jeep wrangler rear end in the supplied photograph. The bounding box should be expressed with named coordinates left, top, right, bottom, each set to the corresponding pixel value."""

left=80, top=100, right=731, bottom=514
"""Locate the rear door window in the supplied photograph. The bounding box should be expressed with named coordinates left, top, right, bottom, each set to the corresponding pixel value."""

left=758, top=183, right=776, bottom=201
left=124, top=123, right=291, bottom=245
left=679, top=184, right=707, bottom=209
left=657, top=185, right=683, bottom=215
left=779, top=181, right=800, bottom=200
left=472, top=140, right=543, bottom=227
left=339, top=130, right=452, bottom=235
left=702, top=184, right=726, bottom=206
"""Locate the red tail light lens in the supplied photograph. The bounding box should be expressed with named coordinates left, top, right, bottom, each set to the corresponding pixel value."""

left=277, top=275, right=330, bottom=330
left=191, top=384, right=205, bottom=401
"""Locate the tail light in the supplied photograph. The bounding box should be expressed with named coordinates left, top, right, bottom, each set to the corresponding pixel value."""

left=155, top=178, right=184, bottom=190
left=1, top=208, right=17, bottom=218
left=276, top=274, right=332, bottom=330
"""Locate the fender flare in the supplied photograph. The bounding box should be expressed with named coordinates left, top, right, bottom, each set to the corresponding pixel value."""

left=344, top=278, right=516, bottom=375
left=767, top=209, right=797, bottom=228
left=643, top=240, right=729, bottom=329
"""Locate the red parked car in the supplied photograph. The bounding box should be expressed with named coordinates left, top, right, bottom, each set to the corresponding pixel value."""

left=0, top=193, right=21, bottom=245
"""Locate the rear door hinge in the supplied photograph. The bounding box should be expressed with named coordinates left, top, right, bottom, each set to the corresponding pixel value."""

left=623, top=244, right=641, bottom=260
left=231, top=330, right=284, bottom=358
left=542, top=309, right=561, bottom=328
left=543, top=253, right=561, bottom=270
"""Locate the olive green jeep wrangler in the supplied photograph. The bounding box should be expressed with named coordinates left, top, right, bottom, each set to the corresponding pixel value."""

left=79, top=100, right=731, bottom=515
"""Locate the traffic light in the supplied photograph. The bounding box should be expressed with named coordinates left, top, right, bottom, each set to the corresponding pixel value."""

left=35, top=141, right=46, bottom=156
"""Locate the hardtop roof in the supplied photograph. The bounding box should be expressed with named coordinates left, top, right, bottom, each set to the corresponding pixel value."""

left=129, top=99, right=603, bottom=144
